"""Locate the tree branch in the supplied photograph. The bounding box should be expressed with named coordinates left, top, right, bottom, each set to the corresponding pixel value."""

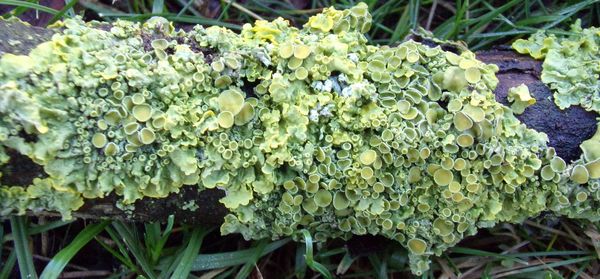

left=0, top=20, right=597, bottom=224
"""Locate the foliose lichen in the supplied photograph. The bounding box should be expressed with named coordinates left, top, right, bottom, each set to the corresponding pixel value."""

left=512, top=20, right=600, bottom=113
left=511, top=20, right=600, bottom=220
left=507, top=84, right=535, bottom=114
left=0, top=4, right=598, bottom=275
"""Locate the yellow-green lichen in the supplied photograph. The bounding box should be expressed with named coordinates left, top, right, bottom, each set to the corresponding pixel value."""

left=511, top=21, right=600, bottom=225
left=507, top=84, right=536, bottom=114
left=512, top=20, right=599, bottom=113
left=0, top=4, right=599, bottom=276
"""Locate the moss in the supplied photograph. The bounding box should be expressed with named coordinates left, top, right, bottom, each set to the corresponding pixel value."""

left=0, top=4, right=599, bottom=276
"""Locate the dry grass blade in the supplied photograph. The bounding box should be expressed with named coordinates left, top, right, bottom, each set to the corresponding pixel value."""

left=58, top=270, right=112, bottom=278
left=524, top=220, right=593, bottom=246
left=584, top=227, right=600, bottom=258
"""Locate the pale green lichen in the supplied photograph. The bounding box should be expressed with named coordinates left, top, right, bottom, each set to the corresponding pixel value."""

left=511, top=21, right=600, bottom=224
left=0, top=4, right=599, bottom=275
left=507, top=84, right=536, bottom=114
left=512, top=20, right=600, bottom=113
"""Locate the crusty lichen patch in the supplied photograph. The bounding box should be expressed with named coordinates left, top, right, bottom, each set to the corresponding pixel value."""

left=0, top=4, right=599, bottom=275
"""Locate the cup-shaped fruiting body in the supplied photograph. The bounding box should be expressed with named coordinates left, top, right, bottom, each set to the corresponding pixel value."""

left=217, top=111, right=234, bottom=128
left=407, top=238, right=427, bottom=255
left=217, top=89, right=245, bottom=115
left=570, top=165, right=590, bottom=184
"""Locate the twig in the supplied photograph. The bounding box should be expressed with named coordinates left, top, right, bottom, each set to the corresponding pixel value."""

left=459, top=241, right=530, bottom=279
left=437, top=0, right=457, bottom=14
left=223, top=0, right=264, bottom=21
left=426, top=0, right=438, bottom=30
left=561, top=221, right=584, bottom=248
left=492, top=258, right=563, bottom=277
left=524, top=220, right=593, bottom=246
left=563, top=264, right=594, bottom=279
left=3, top=246, right=88, bottom=271
left=437, top=258, right=458, bottom=279
left=39, top=216, right=48, bottom=257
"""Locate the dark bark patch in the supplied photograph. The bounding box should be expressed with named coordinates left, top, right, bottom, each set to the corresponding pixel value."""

left=0, top=148, right=46, bottom=186
left=478, top=50, right=598, bottom=162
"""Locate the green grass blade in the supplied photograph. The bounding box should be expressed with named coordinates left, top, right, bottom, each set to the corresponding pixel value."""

left=543, top=0, right=597, bottom=29
left=450, top=247, right=529, bottom=265
left=315, top=247, right=346, bottom=259
left=496, top=255, right=597, bottom=276
left=97, top=12, right=242, bottom=30
left=29, top=220, right=74, bottom=236
left=144, top=215, right=175, bottom=265
left=77, top=0, right=126, bottom=17
left=47, top=0, right=78, bottom=25
left=235, top=240, right=268, bottom=279
left=464, top=0, right=522, bottom=39
left=112, top=221, right=158, bottom=279
left=103, top=226, right=136, bottom=270
left=389, top=5, right=410, bottom=44
left=467, top=30, right=532, bottom=39
left=3, top=220, right=74, bottom=243
left=408, top=0, right=420, bottom=30
left=0, top=249, right=16, bottom=279
left=301, top=230, right=333, bottom=279
left=171, top=228, right=206, bottom=279
left=0, top=224, right=3, bottom=261
left=189, top=238, right=290, bottom=271
left=294, top=243, right=307, bottom=278
left=176, top=0, right=201, bottom=17
left=336, top=251, right=355, bottom=275
left=94, top=236, right=138, bottom=273
left=39, top=221, right=109, bottom=279
left=368, top=254, right=387, bottom=279
left=158, top=246, right=186, bottom=279
left=152, top=0, right=164, bottom=14
left=0, top=0, right=59, bottom=15
left=144, top=223, right=160, bottom=264
left=10, top=216, right=37, bottom=279
left=508, top=250, right=591, bottom=257
left=449, top=0, right=470, bottom=39
left=1, top=0, right=35, bottom=18
left=217, top=0, right=234, bottom=21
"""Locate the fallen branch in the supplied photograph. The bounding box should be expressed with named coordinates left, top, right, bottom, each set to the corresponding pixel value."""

left=0, top=19, right=596, bottom=224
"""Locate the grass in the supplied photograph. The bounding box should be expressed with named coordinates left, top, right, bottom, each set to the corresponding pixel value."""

left=1, top=214, right=599, bottom=277
left=0, top=0, right=599, bottom=278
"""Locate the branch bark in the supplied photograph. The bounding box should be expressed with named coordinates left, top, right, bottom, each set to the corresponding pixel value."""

left=0, top=20, right=597, bottom=224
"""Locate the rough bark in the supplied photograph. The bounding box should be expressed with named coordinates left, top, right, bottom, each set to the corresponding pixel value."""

left=0, top=20, right=597, bottom=224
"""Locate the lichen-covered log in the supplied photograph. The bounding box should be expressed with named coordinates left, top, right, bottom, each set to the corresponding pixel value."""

left=0, top=17, right=596, bottom=226
left=0, top=4, right=598, bottom=275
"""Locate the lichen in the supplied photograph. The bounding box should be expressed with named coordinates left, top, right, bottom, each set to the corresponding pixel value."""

left=507, top=84, right=535, bottom=114
left=0, top=4, right=599, bottom=275
left=511, top=21, right=600, bottom=223
left=512, top=20, right=600, bottom=113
